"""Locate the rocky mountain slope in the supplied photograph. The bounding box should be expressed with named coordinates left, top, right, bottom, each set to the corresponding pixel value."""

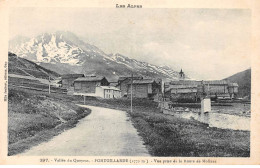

left=9, top=31, right=180, bottom=81
left=8, top=52, right=60, bottom=80
left=224, top=68, right=251, bottom=97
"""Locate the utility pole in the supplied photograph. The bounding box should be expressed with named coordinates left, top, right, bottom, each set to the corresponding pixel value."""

left=48, top=76, right=51, bottom=94
left=130, top=73, right=133, bottom=113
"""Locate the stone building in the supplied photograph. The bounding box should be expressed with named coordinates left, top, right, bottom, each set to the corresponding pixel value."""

left=61, top=74, right=84, bottom=88
left=164, top=80, right=200, bottom=102
left=73, top=76, right=109, bottom=93
left=117, top=76, right=143, bottom=97
left=228, top=83, right=239, bottom=99
left=126, top=79, right=161, bottom=98
left=164, top=79, right=238, bottom=101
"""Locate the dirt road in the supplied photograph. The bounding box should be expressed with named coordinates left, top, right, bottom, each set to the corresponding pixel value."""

left=19, top=105, right=150, bottom=156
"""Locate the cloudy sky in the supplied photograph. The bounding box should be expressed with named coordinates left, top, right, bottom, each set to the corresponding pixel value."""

left=9, top=8, right=251, bottom=80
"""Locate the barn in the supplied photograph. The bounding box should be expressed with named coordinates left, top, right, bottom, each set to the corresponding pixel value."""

left=126, top=79, right=161, bottom=98
left=61, top=74, right=84, bottom=88
left=117, top=76, right=143, bottom=97
left=73, top=76, right=109, bottom=93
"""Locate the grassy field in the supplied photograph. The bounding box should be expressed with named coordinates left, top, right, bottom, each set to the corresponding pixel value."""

left=76, top=97, right=250, bottom=157
left=8, top=87, right=91, bottom=155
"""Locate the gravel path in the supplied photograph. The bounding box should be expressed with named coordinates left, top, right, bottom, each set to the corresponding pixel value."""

left=19, top=105, right=150, bottom=156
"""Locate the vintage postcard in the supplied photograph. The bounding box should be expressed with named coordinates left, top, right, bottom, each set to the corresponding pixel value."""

left=0, top=0, right=260, bottom=165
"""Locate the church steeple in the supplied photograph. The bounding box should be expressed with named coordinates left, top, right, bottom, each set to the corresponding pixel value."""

left=179, top=69, right=185, bottom=80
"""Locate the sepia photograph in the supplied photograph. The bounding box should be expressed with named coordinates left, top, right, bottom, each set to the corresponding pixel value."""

left=0, top=0, right=260, bottom=165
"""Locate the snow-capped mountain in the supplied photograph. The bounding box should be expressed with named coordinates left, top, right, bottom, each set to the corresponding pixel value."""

left=9, top=31, right=180, bottom=81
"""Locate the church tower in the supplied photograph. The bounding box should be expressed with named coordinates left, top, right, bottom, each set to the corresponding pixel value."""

left=179, top=69, right=185, bottom=80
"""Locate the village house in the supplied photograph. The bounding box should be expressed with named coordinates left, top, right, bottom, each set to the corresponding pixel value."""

left=117, top=76, right=143, bottom=97
left=73, top=75, right=109, bottom=93
left=61, top=74, right=84, bottom=88
left=126, top=79, right=161, bottom=98
left=95, top=86, right=122, bottom=99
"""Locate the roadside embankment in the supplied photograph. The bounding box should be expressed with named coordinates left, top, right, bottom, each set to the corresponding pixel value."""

left=8, top=87, right=91, bottom=156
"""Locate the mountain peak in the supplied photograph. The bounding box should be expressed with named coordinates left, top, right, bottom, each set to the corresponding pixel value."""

left=9, top=32, right=180, bottom=81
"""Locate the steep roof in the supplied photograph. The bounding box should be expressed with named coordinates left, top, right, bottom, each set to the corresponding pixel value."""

left=61, top=74, right=84, bottom=79
left=74, top=76, right=106, bottom=82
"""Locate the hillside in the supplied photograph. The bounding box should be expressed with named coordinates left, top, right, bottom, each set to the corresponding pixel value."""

left=8, top=52, right=60, bottom=80
left=224, top=68, right=251, bottom=97
left=9, top=31, right=180, bottom=81
left=8, top=87, right=91, bottom=155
